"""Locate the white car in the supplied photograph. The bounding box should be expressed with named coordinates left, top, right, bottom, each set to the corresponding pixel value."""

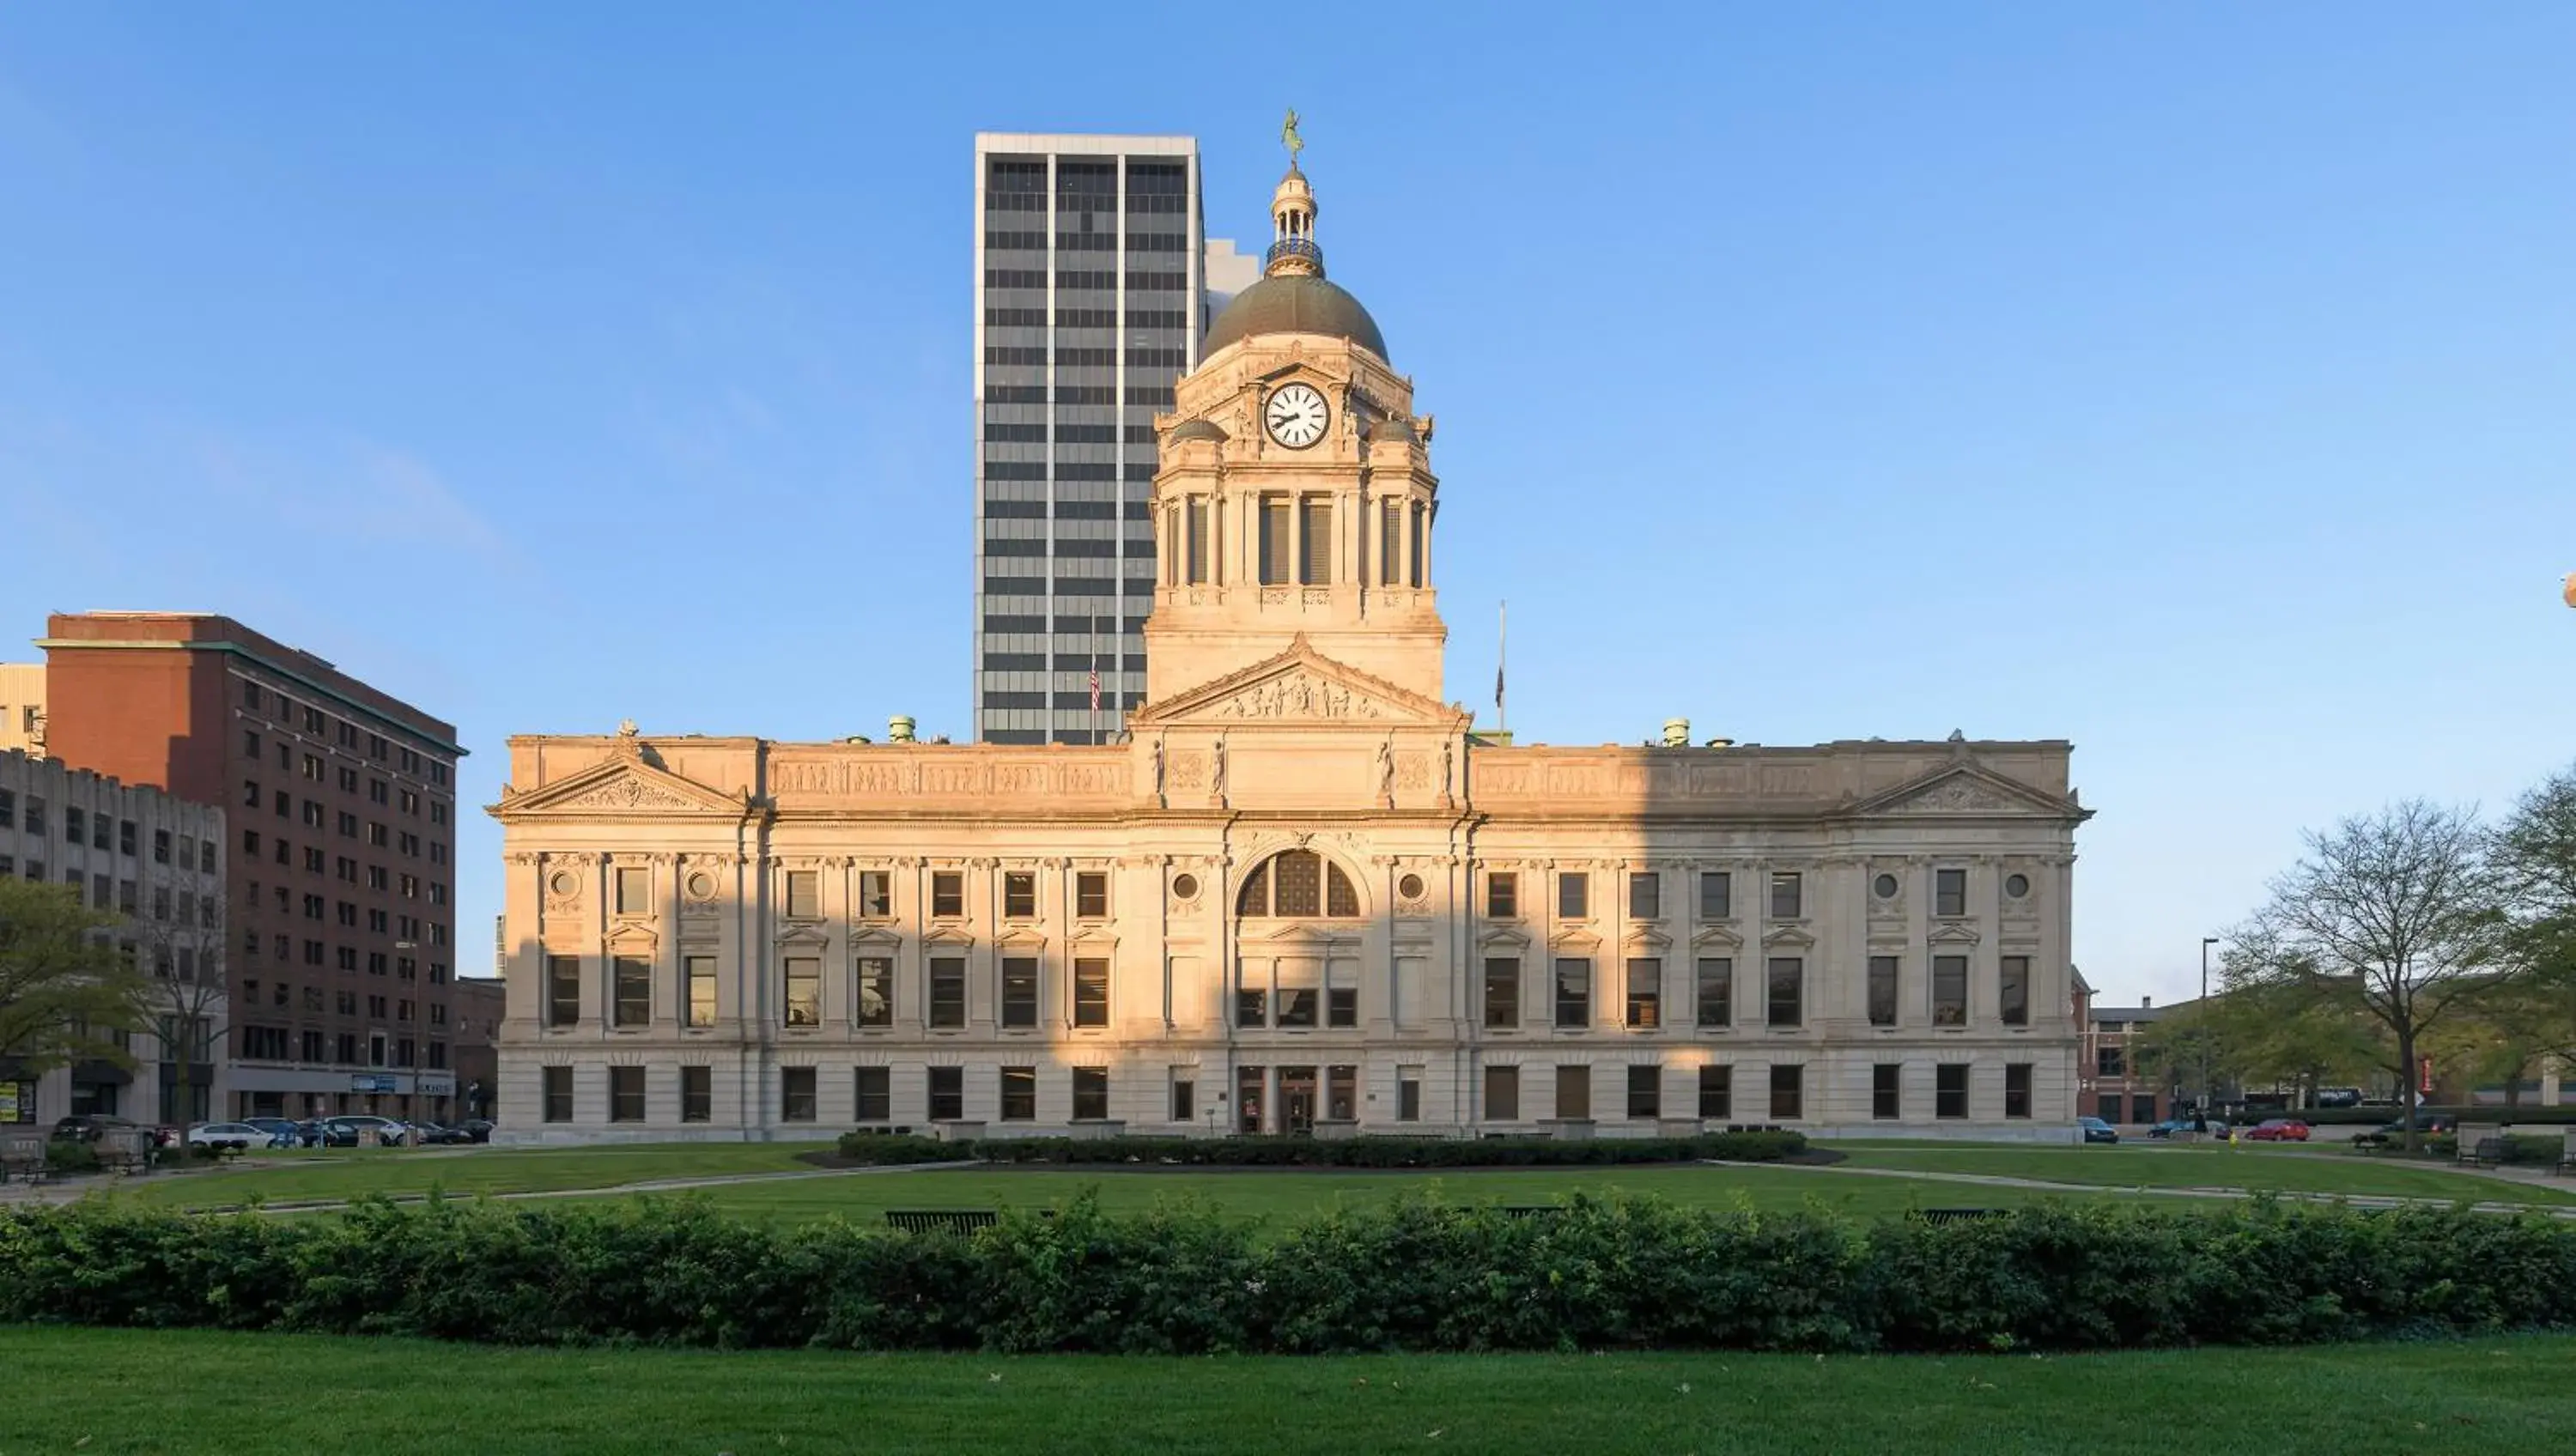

left=187, top=1121, right=288, bottom=1152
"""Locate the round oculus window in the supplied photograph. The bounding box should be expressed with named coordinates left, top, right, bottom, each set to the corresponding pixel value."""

left=1873, top=873, right=1899, bottom=899
left=1398, top=872, right=1425, bottom=900
left=547, top=870, right=579, bottom=897
left=2005, top=873, right=2031, bottom=899
left=1171, top=872, right=1201, bottom=900
left=686, top=871, right=716, bottom=899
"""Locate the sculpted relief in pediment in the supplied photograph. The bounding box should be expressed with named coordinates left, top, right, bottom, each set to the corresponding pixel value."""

left=1210, top=667, right=1390, bottom=722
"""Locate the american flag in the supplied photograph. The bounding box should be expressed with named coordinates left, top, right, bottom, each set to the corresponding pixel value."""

left=1088, top=664, right=1101, bottom=713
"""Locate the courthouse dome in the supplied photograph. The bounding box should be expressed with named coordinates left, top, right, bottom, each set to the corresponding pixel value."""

left=1203, top=274, right=1388, bottom=361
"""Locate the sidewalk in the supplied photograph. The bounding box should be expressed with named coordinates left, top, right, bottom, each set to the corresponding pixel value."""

left=1713, top=1158, right=2576, bottom=1219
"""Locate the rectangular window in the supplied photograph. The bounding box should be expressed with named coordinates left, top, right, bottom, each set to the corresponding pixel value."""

left=1768, top=1064, right=1803, bottom=1120
left=1935, top=868, right=1968, bottom=919
left=686, top=955, right=717, bottom=1028
left=610, top=1066, right=646, bottom=1123
left=546, top=956, right=580, bottom=1027
left=609, top=865, right=647, bottom=914
left=1868, top=956, right=1899, bottom=1027
left=1552, top=957, right=1591, bottom=1028
left=1874, top=1063, right=1901, bottom=1119
left=857, top=870, right=893, bottom=918
left=1485, top=871, right=1518, bottom=919
left=784, top=957, right=821, bottom=1028
left=1072, top=957, right=1109, bottom=1028
left=2006, top=1063, right=2033, bottom=1119
left=1554, top=1064, right=1591, bottom=1120
left=1379, top=497, right=1401, bottom=585
left=612, top=956, right=650, bottom=1027
left=152, top=828, right=169, bottom=863
left=542, top=1066, right=574, bottom=1122
left=1695, top=957, right=1733, bottom=1028
left=1936, top=1063, right=1970, bottom=1119
left=1625, top=957, right=1661, bottom=1028
left=681, top=1065, right=711, bottom=1122
left=1236, top=982, right=1267, bottom=1028
left=1171, top=1076, right=1195, bottom=1124
left=1327, top=984, right=1357, bottom=1028
left=927, top=1066, right=963, bottom=1121
left=2097, top=1091, right=2123, bottom=1122
left=785, top=870, right=820, bottom=919
left=1072, top=1066, right=1109, bottom=1120
left=2097, top=1046, right=2124, bottom=1077
left=1259, top=496, right=1291, bottom=584
left=1291, top=495, right=1328, bottom=585
left=854, top=956, right=892, bottom=1028
left=1698, top=1065, right=1732, bottom=1119
left=1999, top=956, right=2030, bottom=1027
left=1000, top=956, right=1040, bottom=1028
left=781, top=1067, right=817, bottom=1122
left=1483, top=1064, right=1519, bottom=1121
left=1185, top=497, right=1210, bottom=584
left=855, top=1066, right=890, bottom=1122
left=1397, top=1074, right=1421, bottom=1122
left=1769, top=871, right=1802, bottom=919
left=931, top=871, right=965, bottom=919
left=1557, top=871, right=1589, bottom=919
left=999, top=1066, right=1036, bottom=1121
left=1625, top=1065, right=1661, bottom=1119
left=1933, top=955, right=1969, bottom=1026
left=1627, top=871, right=1660, bottom=919
left=1765, top=956, right=1803, bottom=1028
left=1002, top=871, right=1038, bottom=919
left=1074, top=871, right=1109, bottom=919
left=1482, top=957, right=1519, bottom=1028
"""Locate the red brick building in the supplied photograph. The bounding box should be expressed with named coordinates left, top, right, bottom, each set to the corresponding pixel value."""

left=38, top=613, right=465, bottom=1120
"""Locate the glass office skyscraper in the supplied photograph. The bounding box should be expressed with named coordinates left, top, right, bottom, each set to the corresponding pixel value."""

left=973, top=133, right=1257, bottom=744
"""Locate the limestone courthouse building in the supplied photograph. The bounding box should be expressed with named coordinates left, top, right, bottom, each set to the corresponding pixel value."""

left=491, top=150, right=2092, bottom=1143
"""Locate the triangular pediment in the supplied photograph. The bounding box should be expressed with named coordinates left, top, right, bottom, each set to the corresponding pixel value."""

left=1478, top=925, right=1534, bottom=952
left=1850, top=764, right=2084, bottom=820
left=492, top=750, right=748, bottom=822
left=775, top=921, right=831, bottom=949
left=1621, top=925, right=1674, bottom=952
left=1761, top=925, right=1816, bottom=950
left=1691, top=925, right=1745, bottom=952
left=1130, top=636, right=1467, bottom=728
left=605, top=919, right=659, bottom=950
left=1929, top=920, right=1983, bottom=947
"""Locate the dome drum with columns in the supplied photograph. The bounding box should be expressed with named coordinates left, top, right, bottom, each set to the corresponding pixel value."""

left=487, top=135, right=2091, bottom=1145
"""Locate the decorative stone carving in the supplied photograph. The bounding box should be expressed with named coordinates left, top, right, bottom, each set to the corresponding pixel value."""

left=563, top=776, right=699, bottom=813
left=1220, top=669, right=1388, bottom=721
left=1908, top=779, right=2018, bottom=812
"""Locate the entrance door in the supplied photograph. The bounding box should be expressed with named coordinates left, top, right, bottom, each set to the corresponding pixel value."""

left=1237, top=1065, right=1266, bottom=1135
left=1280, top=1066, right=1318, bottom=1135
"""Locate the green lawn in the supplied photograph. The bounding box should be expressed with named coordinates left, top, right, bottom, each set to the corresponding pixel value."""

left=611, top=1162, right=2078, bottom=1223
left=115, top=1143, right=817, bottom=1207
left=3, top=1326, right=2568, bottom=1454
left=1832, top=1142, right=2576, bottom=1206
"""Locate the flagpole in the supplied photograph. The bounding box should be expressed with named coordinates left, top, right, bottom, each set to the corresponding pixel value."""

left=1497, top=599, right=1507, bottom=734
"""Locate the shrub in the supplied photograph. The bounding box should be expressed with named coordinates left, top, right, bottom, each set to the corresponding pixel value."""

left=42, top=1140, right=100, bottom=1175
left=836, top=1130, right=1807, bottom=1168
left=5, top=1193, right=2573, bottom=1356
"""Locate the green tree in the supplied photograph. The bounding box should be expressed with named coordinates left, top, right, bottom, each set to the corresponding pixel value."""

left=2488, top=763, right=2576, bottom=1071
left=0, top=877, right=148, bottom=1077
left=2230, top=800, right=2505, bottom=1150
left=2134, top=980, right=2378, bottom=1110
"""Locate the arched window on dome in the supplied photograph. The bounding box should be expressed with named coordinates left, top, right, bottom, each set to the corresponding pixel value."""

left=1236, top=850, right=1360, bottom=919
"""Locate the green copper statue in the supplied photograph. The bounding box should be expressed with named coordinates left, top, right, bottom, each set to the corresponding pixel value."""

left=1281, top=107, right=1303, bottom=164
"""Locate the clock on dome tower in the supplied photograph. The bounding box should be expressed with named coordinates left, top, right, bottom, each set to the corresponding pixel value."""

left=1138, top=142, right=1447, bottom=709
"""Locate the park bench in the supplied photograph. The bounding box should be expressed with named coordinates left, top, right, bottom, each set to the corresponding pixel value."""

left=96, top=1127, right=156, bottom=1176
left=0, top=1131, right=46, bottom=1184
left=1913, top=1208, right=2009, bottom=1226
left=2455, top=1125, right=2502, bottom=1168
left=2559, top=1131, right=2576, bottom=1178
left=881, top=1209, right=1058, bottom=1235
left=1497, top=1204, right=1564, bottom=1219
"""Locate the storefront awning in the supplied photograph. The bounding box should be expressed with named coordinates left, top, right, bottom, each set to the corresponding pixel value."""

left=70, top=1059, right=133, bottom=1086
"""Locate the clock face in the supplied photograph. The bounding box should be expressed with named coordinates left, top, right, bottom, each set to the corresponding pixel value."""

left=1264, top=382, right=1329, bottom=448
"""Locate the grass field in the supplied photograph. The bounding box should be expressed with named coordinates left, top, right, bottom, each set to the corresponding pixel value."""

left=95, top=1138, right=2576, bottom=1222
left=3, top=1326, right=2567, bottom=1454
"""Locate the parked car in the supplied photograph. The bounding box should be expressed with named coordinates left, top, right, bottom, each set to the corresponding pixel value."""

left=50, top=1114, right=138, bottom=1144
left=2378, top=1112, right=2458, bottom=1136
left=316, top=1115, right=411, bottom=1148
left=453, top=1119, right=495, bottom=1144
left=2146, top=1118, right=2195, bottom=1139
left=185, top=1121, right=289, bottom=1153
left=2077, top=1116, right=2120, bottom=1144
left=408, top=1121, right=477, bottom=1146
left=241, top=1117, right=305, bottom=1145
left=2245, top=1119, right=2312, bottom=1142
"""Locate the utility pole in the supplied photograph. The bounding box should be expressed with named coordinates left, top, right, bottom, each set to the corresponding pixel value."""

left=2200, top=936, right=2221, bottom=1116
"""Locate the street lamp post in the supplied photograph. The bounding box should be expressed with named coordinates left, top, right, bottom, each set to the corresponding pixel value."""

left=2200, top=937, right=2221, bottom=1119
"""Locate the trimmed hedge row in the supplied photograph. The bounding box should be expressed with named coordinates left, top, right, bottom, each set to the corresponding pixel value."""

left=4, top=1194, right=2573, bottom=1354
left=832, top=1130, right=1808, bottom=1168
left=2278, top=1105, right=2576, bottom=1126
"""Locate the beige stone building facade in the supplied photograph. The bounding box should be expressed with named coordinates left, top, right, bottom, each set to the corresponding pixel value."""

left=492, top=158, right=2091, bottom=1144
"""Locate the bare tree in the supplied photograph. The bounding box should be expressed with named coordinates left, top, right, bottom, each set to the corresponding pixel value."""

left=122, top=897, right=231, bottom=1128
left=2230, top=800, right=2505, bottom=1150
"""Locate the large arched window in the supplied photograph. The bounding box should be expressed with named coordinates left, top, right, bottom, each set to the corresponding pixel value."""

left=1236, top=849, right=1360, bottom=919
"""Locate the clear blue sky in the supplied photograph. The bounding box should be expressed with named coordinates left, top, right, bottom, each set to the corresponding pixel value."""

left=4, top=4, right=2572, bottom=1006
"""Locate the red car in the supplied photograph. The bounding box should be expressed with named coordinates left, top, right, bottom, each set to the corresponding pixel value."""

left=2245, top=1119, right=2312, bottom=1142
